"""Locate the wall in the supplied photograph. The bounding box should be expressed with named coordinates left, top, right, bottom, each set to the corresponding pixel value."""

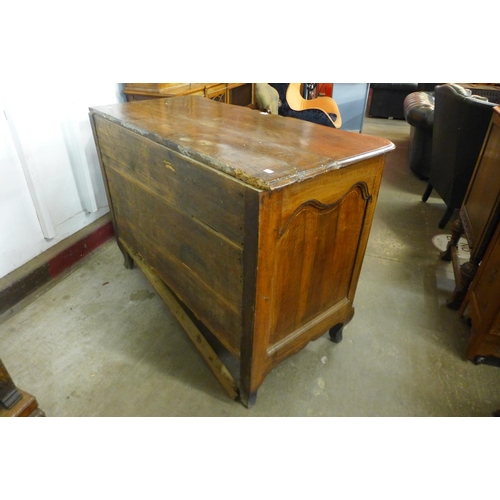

left=0, top=83, right=125, bottom=279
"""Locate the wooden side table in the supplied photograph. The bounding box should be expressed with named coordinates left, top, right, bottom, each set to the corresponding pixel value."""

left=441, top=106, right=500, bottom=309
left=0, top=358, right=45, bottom=417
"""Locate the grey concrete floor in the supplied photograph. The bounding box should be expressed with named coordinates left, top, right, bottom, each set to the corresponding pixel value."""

left=1, top=117, right=499, bottom=417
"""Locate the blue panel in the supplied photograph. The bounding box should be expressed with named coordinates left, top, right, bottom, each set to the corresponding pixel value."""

left=331, top=84, right=370, bottom=132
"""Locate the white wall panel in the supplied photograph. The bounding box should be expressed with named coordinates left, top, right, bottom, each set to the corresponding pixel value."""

left=0, top=83, right=125, bottom=279
left=0, top=113, right=47, bottom=272
left=3, top=107, right=57, bottom=239
left=61, top=115, right=98, bottom=214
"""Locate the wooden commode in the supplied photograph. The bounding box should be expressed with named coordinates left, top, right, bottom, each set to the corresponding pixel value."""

left=89, top=96, right=394, bottom=407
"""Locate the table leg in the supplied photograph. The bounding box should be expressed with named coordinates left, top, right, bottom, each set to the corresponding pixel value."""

left=440, top=217, right=463, bottom=261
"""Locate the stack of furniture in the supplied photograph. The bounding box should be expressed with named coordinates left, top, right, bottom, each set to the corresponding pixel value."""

left=420, top=84, right=496, bottom=228
left=440, top=106, right=500, bottom=364
left=462, top=218, right=500, bottom=365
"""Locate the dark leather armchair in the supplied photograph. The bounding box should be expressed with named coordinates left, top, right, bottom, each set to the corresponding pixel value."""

left=422, top=84, right=496, bottom=228
left=403, top=84, right=444, bottom=179
left=404, top=91, right=435, bottom=179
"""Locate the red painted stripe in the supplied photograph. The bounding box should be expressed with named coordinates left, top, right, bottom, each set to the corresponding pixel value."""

left=48, top=221, right=115, bottom=278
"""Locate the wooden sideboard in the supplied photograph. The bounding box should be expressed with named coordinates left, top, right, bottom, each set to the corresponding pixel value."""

left=441, top=106, right=500, bottom=309
left=89, top=96, right=394, bottom=407
left=123, top=83, right=255, bottom=107
left=460, top=83, right=500, bottom=104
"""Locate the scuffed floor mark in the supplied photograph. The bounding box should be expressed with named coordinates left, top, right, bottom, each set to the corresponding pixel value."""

left=130, top=290, right=155, bottom=301
left=313, top=377, right=326, bottom=396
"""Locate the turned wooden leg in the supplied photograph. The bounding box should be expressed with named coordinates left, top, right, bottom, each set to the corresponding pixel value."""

left=447, top=260, right=479, bottom=310
left=440, top=217, right=463, bottom=261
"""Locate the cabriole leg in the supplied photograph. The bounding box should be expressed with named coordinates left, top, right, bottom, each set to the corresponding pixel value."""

left=329, top=323, right=344, bottom=343
left=447, top=260, right=479, bottom=310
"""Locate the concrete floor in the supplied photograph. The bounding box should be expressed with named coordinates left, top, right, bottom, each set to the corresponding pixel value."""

left=1, top=117, right=499, bottom=417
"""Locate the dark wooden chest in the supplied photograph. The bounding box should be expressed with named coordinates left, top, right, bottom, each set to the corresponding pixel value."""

left=89, top=96, right=394, bottom=406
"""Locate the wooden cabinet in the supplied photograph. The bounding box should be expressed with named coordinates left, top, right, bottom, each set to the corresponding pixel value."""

left=460, top=83, right=500, bottom=104
left=89, top=96, right=394, bottom=406
left=123, top=83, right=255, bottom=107
left=442, top=106, right=500, bottom=309
left=456, top=106, right=500, bottom=363
left=461, top=219, right=500, bottom=363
